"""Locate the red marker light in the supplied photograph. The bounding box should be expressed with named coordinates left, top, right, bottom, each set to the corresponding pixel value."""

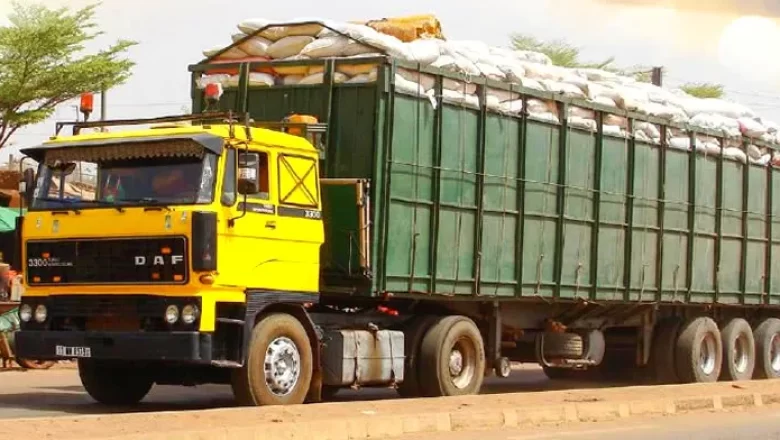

left=80, top=92, right=94, bottom=114
left=204, top=83, right=223, bottom=101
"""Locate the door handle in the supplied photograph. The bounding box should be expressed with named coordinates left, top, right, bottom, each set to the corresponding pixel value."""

left=265, top=221, right=277, bottom=229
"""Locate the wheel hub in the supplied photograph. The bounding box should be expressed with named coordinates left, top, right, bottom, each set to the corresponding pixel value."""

left=699, top=333, right=717, bottom=376
left=771, top=334, right=780, bottom=373
left=264, top=336, right=301, bottom=396
left=733, top=334, right=750, bottom=374
left=449, top=349, right=464, bottom=376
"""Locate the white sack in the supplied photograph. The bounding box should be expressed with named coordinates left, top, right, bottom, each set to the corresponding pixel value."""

left=300, top=36, right=351, bottom=58
left=267, top=36, right=316, bottom=59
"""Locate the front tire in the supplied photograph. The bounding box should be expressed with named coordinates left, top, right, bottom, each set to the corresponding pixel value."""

left=78, top=359, right=153, bottom=405
left=231, top=313, right=313, bottom=406
left=418, top=316, right=485, bottom=397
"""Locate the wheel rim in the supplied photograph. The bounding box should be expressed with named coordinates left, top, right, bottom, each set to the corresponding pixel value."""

left=448, top=336, right=477, bottom=389
left=699, top=333, right=718, bottom=376
left=771, top=334, right=780, bottom=373
left=732, top=333, right=750, bottom=374
left=264, top=336, right=301, bottom=397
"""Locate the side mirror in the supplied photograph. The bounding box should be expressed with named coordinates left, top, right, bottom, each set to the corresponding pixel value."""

left=237, top=152, right=260, bottom=195
left=20, top=168, right=35, bottom=207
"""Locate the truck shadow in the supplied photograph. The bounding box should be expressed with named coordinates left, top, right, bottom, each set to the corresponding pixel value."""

left=0, top=367, right=640, bottom=418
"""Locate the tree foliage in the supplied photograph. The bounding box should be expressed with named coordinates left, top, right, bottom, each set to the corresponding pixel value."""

left=0, top=2, right=136, bottom=148
left=510, top=33, right=724, bottom=98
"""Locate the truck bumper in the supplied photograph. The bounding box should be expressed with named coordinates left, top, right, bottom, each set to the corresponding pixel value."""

left=15, top=330, right=213, bottom=363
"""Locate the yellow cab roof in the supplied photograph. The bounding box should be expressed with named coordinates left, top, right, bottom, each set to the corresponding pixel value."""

left=40, top=123, right=317, bottom=155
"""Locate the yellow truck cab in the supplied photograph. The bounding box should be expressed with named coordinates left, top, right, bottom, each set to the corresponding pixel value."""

left=14, top=113, right=355, bottom=405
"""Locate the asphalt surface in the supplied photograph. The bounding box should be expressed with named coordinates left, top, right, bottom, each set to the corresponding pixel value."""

left=397, top=407, right=780, bottom=440
left=0, top=364, right=623, bottom=419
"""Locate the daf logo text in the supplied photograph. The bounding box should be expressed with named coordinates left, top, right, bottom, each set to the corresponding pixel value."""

left=134, top=255, right=184, bottom=266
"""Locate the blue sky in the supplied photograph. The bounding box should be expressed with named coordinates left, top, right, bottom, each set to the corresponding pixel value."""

left=3, top=0, right=780, bottom=162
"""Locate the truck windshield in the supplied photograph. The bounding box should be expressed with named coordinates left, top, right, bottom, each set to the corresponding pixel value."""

left=30, top=142, right=217, bottom=210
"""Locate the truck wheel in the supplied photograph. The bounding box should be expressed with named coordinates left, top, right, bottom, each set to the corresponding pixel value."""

left=231, top=313, right=313, bottom=406
left=651, top=318, right=682, bottom=384
left=418, top=316, right=485, bottom=397
left=675, top=317, right=722, bottom=383
left=396, top=316, right=439, bottom=398
left=78, top=359, right=153, bottom=405
left=719, top=318, right=755, bottom=381
left=753, top=318, right=780, bottom=379
left=542, top=332, right=584, bottom=359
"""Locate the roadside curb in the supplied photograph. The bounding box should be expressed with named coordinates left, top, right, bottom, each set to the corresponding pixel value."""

left=104, top=390, right=780, bottom=440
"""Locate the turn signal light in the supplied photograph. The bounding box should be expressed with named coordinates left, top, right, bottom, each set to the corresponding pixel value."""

left=161, top=247, right=172, bottom=255
left=199, top=274, right=215, bottom=285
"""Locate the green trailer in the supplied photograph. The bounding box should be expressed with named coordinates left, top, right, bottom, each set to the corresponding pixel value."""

left=187, top=54, right=780, bottom=396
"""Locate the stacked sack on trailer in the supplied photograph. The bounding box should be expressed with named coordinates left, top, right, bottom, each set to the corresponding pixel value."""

left=198, top=15, right=780, bottom=166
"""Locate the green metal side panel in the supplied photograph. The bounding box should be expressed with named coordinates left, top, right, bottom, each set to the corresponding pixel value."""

left=384, top=94, right=436, bottom=293
left=745, top=165, right=767, bottom=305
left=596, top=137, right=628, bottom=301
left=521, top=120, right=560, bottom=299
left=662, top=148, right=689, bottom=301
left=630, top=141, right=660, bottom=301
left=193, top=59, right=780, bottom=305
left=479, top=115, right=521, bottom=297
left=691, top=156, right=718, bottom=302
left=560, top=129, right=595, bottom=299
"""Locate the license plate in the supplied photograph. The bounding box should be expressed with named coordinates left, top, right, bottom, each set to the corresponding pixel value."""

left=55, top=345, right=91, bottom=358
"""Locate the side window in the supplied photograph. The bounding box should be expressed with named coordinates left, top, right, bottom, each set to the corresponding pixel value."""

left=278, top=154, right=319, bottom=208
left=237, top=151, right=270, bottom=201
left=221, top=149, right=236, bottom=206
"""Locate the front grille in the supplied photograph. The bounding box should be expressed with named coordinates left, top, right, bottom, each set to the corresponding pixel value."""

left=26, top=237, right=189, bottom=285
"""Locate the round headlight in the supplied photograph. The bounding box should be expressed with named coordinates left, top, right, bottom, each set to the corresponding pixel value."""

left=19, top=304, right=32, bottom=322
left=164, top=305, right=179, bottom=324
left=181, top=304, right=199, bottom=325
left=34, top=304, right=48, bottom=323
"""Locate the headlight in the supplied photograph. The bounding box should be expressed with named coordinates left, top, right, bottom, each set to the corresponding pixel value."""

left=181, top=304, right=199, bottom=325
left=164, top=305, right=179, bottom=324
left=19, top=304, right=32, bottom=322
left=34, top=304, right=48, bottom=323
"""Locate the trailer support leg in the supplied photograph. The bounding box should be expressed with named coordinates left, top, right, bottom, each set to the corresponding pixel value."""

left=486, top=301, right=510, bottom=378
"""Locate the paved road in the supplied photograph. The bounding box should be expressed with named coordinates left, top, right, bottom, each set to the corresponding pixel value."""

left=398, top=407, right=780, bottom=440
left=0, top=364, right=625, bottom=419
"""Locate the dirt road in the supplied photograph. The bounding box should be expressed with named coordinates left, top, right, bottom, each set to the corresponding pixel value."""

left=0, top=364, right=594, bottom=419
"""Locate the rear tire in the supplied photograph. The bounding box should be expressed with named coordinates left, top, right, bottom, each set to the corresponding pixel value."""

left=396, top=316, right=439, bottom=398
left=542, top=332, right=584, bottom=359
left=78, top=359, right=153, bottom=405
left=675, top=317, right=722, bottom=383
left=651, top=318, right=682, bottom=384
left=418, top=316, right=485, bottom=397
left=231, top=313, right=313, bottom=406
left=719, top=318, right=755, bottom=381
left=753, top=318, right=780, bottom=379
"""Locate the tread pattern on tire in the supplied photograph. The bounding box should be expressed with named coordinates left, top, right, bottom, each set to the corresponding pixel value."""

left=675, top=316, right=722, bottom=383
left=543, top=332, right=584, bottom=359
left=651, top=318, right=682, bottom=384
left=719, top=318, right=755, bottom=382
left=753, top=317, right=780, bottom=380
left=418, top=315, right=486, bottom=398
left=231, top=313, right=313, bottom=406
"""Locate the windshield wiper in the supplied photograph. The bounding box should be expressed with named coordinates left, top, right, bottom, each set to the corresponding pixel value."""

left=34, top=197, right=82, bottom=214
left=118, top=198, right=172, bottom=211
left=88, top=199, right=125, bottom=213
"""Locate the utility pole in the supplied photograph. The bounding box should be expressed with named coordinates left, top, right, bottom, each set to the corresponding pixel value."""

left=100, top=87, right=107, bottom=121
left=651, top=66, right=663, bottom=87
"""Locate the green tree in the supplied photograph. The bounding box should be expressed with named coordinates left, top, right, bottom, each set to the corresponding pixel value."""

left=510, top=33, right=723, bottom=99
left=0, top=2, right=136, bottom=148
